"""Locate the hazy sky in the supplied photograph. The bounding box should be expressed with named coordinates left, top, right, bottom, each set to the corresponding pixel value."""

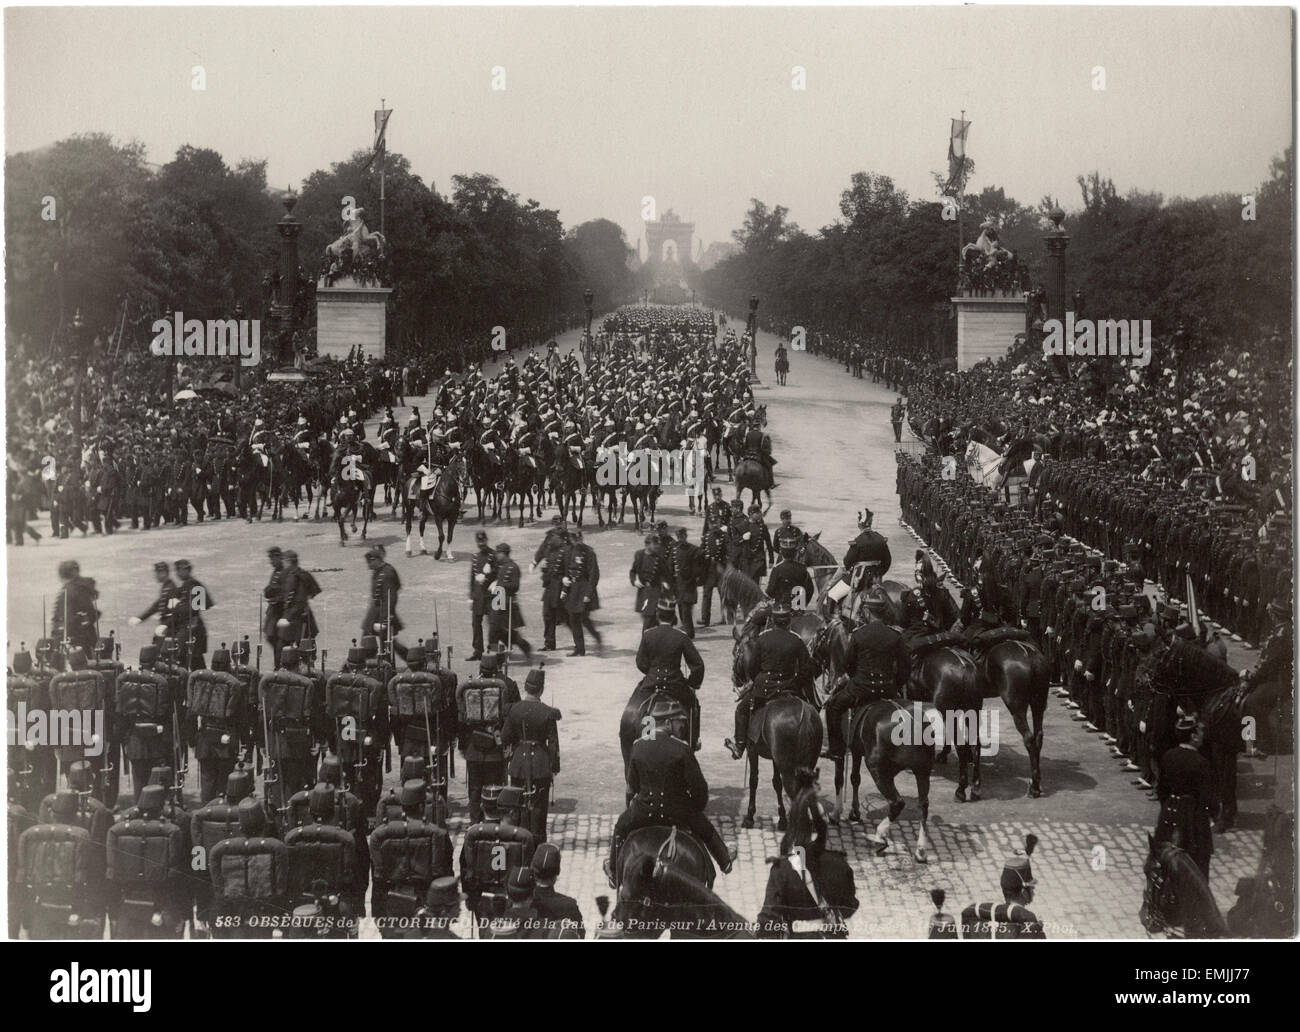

left=5, top=5, right=1294, bottom=250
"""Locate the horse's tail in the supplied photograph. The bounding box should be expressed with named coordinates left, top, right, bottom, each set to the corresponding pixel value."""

left=721, top=566, right=764, bottom=611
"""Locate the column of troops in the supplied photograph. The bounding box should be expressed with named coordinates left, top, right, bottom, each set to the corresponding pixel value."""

left=897, top=450, right=1294, bottom=804
left=7, top=623, right=584, bottom=940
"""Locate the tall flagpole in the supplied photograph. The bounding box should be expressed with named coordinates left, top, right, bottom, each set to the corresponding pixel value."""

left=379, top=98, right=386, bottom=237
left=956, top=109, right=965, bottom=256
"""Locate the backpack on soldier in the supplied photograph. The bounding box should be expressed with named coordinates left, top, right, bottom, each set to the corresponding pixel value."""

left=368, top=819, right=452, bottom=917
left=46, top=670, right=107, bottom=762
left=259, top=671, right=316, bottom=756
left=17, top=823, right=100, bottom=932
left=459, top=677, right=506, bottom=751
left=461, top=824, right=534, bottom=897
left=105, top=817, right=184, bottom=921
left=115, top=671, right=174, bottom=761
left=209, top=836, right=288, bottom=904
left=387, top=671, right=445, bottom=719
left=284, top=824, right=358, bottom=902
left=187, top=670, right=247, bottom=723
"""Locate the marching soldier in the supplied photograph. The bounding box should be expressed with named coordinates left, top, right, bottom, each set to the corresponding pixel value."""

left=279, top=550, right=320, bottom=646
left=51, top=560, right=100, bottom=655
left=468, top=530, right=495, bottom=661
left=502, top=667, right=561, bottom=841
left=489, top=543, right=532, bottom=659
left=262, top=547, right=287, bottom=666
left=530, top=842, right=585, bottom=938
left=172, top=559, right=213, bottom=670
left=458, top=653, right=521, bottom=823
left=129, top=561, right=178, bottom=635
left=533, top=516, right=571, bottom=652
left=629, top=534, right=666, bottom=631
left=562, top=528, right=602, bottom=656
left=363, top=545, right=406, bottom=660
left=669, top=527, right=703, bottom=638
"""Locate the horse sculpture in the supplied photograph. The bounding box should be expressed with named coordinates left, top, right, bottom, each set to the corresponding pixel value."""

left=325, top=210, right=387, bottom=262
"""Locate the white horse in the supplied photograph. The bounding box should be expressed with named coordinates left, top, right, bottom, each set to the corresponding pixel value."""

left=326, top=208, right=387, bottom=260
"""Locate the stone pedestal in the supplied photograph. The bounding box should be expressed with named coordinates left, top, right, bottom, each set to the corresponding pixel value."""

left=315, top=277, right=393, bottom=361
left=951, top=291, right=1026, bottom=370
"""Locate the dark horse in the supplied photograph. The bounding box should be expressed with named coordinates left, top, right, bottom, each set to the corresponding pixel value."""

left=905, top=636, right=985, bottom=802
left=427, top=453, right=465, bottom=561
left=1140, top=835, right=1228, bottom=938
left=734, top=457, right=771, bottom=512
left=971, top=633, right=1051, bottom=798
left=618, top=687, right=688, bottom=805
left=330, top=463, right=372, bottom=546
left=610, top=826, right=750, bottom=939
left=732, top=604, right=823, bottom=831
left=465, top=440, right=503, bottom=523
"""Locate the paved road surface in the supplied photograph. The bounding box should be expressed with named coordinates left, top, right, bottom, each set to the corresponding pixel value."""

left=6, top=318, right=1281, bottom=936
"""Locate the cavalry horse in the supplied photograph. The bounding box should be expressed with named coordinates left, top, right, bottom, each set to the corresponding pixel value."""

left=968, top=629, right=1051, bottom=798
left=330, top=451, right=372, bottom=545
left=234, top=440, right=278, bottom=521
left=465, top=440, right=504, bottom=523
left=611, top=826, right=750, bottom=939
left=426, top=453, right=466, bottom=560
left=1140, top=834, right=1228, bottom=938
left=808, top=611, right=933, bottom=860
left=732, top=602, right=823, bottom=831
left=585, top=440, right=620, bottom=527
left=550, top=441, right=588, bottom=525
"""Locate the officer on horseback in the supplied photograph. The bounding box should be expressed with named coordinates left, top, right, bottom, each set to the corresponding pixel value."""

left=635, top=598, right=705, bottom=749
left=742, top=416, right=775, bottom=488
left=726, top=601, right=816, bottom=761
left=843, top=508, right=892, bottom=583
left=605, top=697, right=735, bottom=887
left=825, top=590, right=909, bottom=761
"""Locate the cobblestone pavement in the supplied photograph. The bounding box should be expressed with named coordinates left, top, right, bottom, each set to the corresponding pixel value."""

left=7, top=319, right=1288, bottom=938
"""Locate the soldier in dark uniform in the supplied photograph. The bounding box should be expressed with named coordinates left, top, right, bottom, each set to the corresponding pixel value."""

left=171, top=559, right=212, bottom=669
left=843, top=508, right=892, bottom=587
left=51, top=560, right=99, bottom=655
left=129, top=561, right=178, bottom=635
left=502, top=667, right=561, bottom=841
left=363, top=545, right=407, bottom=660
left=629, top=534, right=666, bottom=631
left=261, top=547, right=286, bottom=666
left=562, top=528, right=602, bottom=656
left=825, top=592, right=909, bottom=760
left=457, top=653, right=521, bottom=823
left=767, top=544, right=815, bottom=611
left=772, top=509, right=803, bottom=556
left=490, top=543, right=532, bottom=659
left=1154, top=714, right=1218, bottom=879
left=415, top=875, right=464, bottom=939
left=468, top=530, right=495, bottom=661
left=773, top=341, right=789, bottom=386
left=961, top=836, right=1046, bottom=939
left=278, top=550, right=320, bottom=647
left=533, top=516, right=571, bottom=651
left=636, top=598, right=706, bottom=749
left=669, top=527, right=703, bottom=638
left=530, top=842, right=585, bottom=938
left=725, top=602, right=816, bottom=760
left=743, top=502, right=774, bottom=583
left=605, top=697, right=734, bottom=885
left=890, top=397, right=905, bottom=443
left=699, top=518, right=730, bottom=627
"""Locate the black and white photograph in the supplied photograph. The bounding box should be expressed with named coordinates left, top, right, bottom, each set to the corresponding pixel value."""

left=2, top=1, right=1296, bottom=967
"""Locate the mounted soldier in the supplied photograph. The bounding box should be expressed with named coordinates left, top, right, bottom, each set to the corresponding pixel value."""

left=726, top=601, right=817, bottom=761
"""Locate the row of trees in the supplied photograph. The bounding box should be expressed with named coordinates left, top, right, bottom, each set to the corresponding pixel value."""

left=5, top=135, right=645, bottom=362
left=700, top=150, right=1293, bottom=355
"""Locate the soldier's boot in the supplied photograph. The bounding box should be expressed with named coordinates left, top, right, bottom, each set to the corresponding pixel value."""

left=724, top=700, right=749, bottom=760
left=405, top=531, right=416, bottom=557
